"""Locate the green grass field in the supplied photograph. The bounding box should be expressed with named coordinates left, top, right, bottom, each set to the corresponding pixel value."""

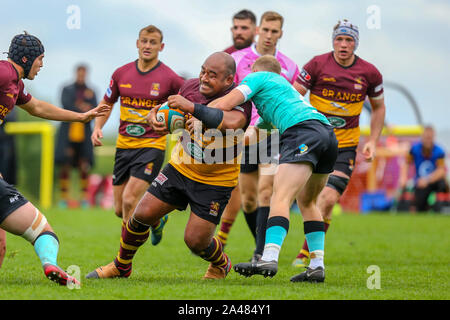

left=0, top=208, right=449, bottom=300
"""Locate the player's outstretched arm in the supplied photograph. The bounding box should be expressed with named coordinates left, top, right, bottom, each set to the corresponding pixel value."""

left=18, top=97, right=111, bottom=123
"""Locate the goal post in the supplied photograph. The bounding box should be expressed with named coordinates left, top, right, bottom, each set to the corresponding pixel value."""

left=4, top=121, right=55, bottom=210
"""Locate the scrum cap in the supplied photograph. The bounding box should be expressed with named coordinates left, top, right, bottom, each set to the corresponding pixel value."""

left=8, top=32, right=45, bottom=78
left=332, top=20, right=359, bottom=50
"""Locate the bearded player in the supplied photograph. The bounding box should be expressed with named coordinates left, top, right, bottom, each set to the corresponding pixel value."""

left=86, top=52, right=252, bottom=280
left=291, top=20, right=386, bottom=271
left=0, top=32, right=109, bottom=284
left=224, top=9, right=257, bottom=54
left=91, top=25, right=184, bottom=244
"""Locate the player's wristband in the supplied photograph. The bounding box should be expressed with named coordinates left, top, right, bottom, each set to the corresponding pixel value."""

left=193, top=103, right=224, bottom=129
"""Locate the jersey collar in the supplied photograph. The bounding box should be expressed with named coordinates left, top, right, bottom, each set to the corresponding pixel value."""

left=251, top=43, right=278, bottom=58
left=135, top=59, right=161, bottom=75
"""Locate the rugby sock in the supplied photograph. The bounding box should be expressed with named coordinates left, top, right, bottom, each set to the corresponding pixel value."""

left=254, top=207, right=270, bottom=255
left=114, top=217, right=150, bottom=271
left=121, top=220, right=126, bottom=236
left=80, top=168, right=89, bottom=202
left=304, top=221, right=325, bottom=269
left=297, top=219, right=330, bottom=259
left=198, top=236, right=229, bottom=269
left=217, top=218, right=235, bottom=247
left=34, top=232, right=59, bottom=266
left=261, top=216, right=289, bottom=262
left=243, top=209, right=257, bottom=241
left=59, top=168, right=70, bottom=201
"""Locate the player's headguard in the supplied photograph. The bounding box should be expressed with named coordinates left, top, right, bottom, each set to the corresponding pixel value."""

left=8, top=31, right=45, bottom=78
left=332, top=19, right=359, bottom=50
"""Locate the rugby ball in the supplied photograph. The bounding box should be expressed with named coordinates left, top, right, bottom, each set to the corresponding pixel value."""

left=156, top=102, right=186, bottom=133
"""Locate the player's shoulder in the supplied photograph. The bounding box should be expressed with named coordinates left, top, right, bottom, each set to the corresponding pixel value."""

left=179, top=78, right=199, bottom=94
left=157, top=61, right=178, bottom=74
left=111, top=61, right=136, bottom=78
left=0, top=60, right=16, bottom=85
left=116, top=61, right=136, bottom=72
left=276, top=50, right=297, bottom=65
left=310, top=51, right=333, bottom=64
left=231, top=46, right=253, bottom=61
left=0, top=60, right=12, bottom=72
left=224, top=45, right=237, bottom=54
left=302, top=52, right=333, bottom=73
left=355, top=55, right=382, bottom=76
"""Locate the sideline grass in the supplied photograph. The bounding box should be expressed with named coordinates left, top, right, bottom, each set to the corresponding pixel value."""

left=0, top=208, right=448, bottom=300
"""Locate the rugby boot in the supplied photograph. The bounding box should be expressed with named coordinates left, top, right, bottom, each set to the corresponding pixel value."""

left=203, top=254, right=232, bottom=279
left=234, top=259, right=278, bottom=278
left=290, top=266, right=325, bottom=283
left=251, top=253, right=262, bottom=264
left=151, top=214, right=168, bottom=245
left=85, top=261, right=131, bottom=279
left=43, top=263, right=80, bottom=286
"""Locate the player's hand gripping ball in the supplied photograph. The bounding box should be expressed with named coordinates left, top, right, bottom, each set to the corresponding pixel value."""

left=156, top=102, right=186, bottom=133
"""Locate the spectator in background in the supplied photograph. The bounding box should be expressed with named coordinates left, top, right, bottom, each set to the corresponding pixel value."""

left=55, top=64, right=97, bottom=208
left=224, top=9, right=257, bottom=54
left=400, top=125, right=447, bottom=212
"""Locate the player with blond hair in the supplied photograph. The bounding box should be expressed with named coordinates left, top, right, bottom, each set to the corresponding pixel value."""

left=91, top=25, right=184, bottom=244
left=291, top=20, right=386, bottom=272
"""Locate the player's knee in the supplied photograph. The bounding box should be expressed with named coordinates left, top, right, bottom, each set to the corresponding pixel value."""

left=258, top=186, right=273, bottom=207
left=184, top=235, right=202, bottom=254
left=241, top=188, right=257, bottom=211
left=326, top=175, right=349, bottom=196
left=319, top=191, right=338, bottom=209
left=122, top=194, right=139, bottom=213
left=20, top=208, right=50, bottom=243
left=242, top=197, right=257, bottom=213
left=184, top=232, right=209, bottom=254
left=114, top=210, right=123, bottom=218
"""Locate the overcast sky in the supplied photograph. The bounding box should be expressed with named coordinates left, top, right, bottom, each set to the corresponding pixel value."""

left=2, top=0, right=449, bottom=137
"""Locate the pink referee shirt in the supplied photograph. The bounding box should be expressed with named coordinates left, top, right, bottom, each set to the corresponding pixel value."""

left=231, top=44, right=300, bottom=125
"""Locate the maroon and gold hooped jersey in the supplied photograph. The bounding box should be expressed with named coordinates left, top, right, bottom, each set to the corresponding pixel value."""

left=0, top=61, right=32, bottom=125
left=169, top=79, right=253, bottom=187
left=104, top=60, right=184, bottom=150
left=296, top=52, right=383, bottom=148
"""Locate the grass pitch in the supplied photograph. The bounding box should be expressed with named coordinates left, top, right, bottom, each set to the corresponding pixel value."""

left=0, top=207, right=448, bottom=300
